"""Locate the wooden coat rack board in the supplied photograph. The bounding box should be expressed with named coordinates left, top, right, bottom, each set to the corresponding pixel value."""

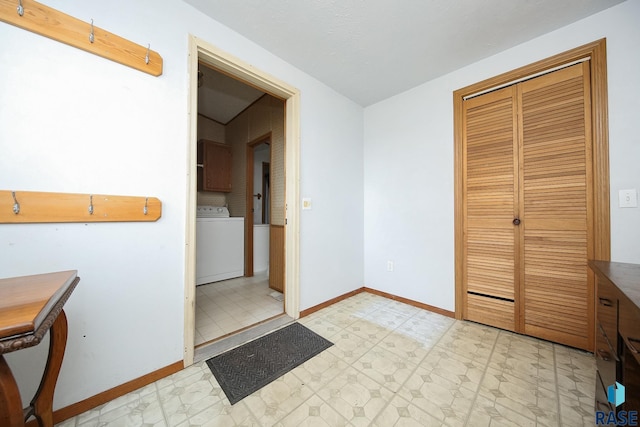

left=0, top=0, right=163, bottom=76
left=0, top=190, right=161, bottom=223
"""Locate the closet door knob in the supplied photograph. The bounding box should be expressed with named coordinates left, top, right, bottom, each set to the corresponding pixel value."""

left=513, top=218, right=521, bottom=225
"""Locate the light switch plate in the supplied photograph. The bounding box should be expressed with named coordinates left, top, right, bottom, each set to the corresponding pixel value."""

left=302, top=198, right=312, bottom=210
left=619, top=189, right=638, bottom=208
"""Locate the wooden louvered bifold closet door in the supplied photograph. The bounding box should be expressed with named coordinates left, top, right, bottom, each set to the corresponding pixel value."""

left=463, top=86, right=519, bottom=331
left=462, top=62, right=594, bottom=351
left=519, top=62, right=593, bottom=350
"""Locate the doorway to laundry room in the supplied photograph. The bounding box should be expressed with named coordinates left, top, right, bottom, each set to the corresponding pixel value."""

left=193, top=59, right=286, bottom=349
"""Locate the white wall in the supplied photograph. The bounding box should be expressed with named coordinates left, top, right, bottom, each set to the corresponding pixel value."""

left=364, top=0, right=640, bottom=311
left=0, top=0, right=364, bottom=410
left=298, top=90, right=365, bottom=308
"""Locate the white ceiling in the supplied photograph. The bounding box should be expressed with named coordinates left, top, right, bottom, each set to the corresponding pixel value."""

left=187, top=0, right=623, bottom=108
left=197, top=63, right=265, bottom=124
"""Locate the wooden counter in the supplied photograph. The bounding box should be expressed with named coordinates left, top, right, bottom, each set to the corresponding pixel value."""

left=0, top=270, right=79, bottom=427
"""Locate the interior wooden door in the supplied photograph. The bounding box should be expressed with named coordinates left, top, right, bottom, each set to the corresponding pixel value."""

left=462, top=86, right=519, bottom=331
left=518, top=62, right=593, bottom=350
left=269, top=225, right=285, bottom=292
left=462, top=62, right=594, bottom=350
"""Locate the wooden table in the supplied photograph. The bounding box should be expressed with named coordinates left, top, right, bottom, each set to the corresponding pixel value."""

left=589, top=260, right=640, bottom=415
left=0, top=271, right=79, bottom=427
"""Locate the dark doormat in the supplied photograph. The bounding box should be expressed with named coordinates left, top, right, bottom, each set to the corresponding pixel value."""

left=206, top=322, right=333, bottom=404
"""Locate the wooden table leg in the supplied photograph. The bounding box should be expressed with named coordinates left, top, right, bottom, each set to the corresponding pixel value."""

left=28, top=310, right=68, bottom=427
left=0, top=354, right=26, bottom=427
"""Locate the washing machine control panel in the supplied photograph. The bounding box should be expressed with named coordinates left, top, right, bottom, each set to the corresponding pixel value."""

left=196, top=206, right=230, bottom=218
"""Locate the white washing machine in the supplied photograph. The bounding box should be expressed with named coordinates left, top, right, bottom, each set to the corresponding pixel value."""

left=196, top=206, right=245, bottom=285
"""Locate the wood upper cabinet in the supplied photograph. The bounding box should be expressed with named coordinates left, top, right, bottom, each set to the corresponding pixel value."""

left=462, top=62, right=595, bottom=351
left=197, top=140, right=232, bottom=192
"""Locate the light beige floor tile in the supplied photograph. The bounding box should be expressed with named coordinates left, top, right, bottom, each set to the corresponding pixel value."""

left=371, top=395, right=445, bottom=427
left=378, top=330, right=432, bottom=365
left=435, top=322, right=498, bottom=365
left=274, top=394, right=349, bottom=427
left=558, top=393, right=596, bottom=427
left=478, top=367, right=561, bottom=426
left=331, top=293, right=386, bottom=316
left=195, top=332, right=206, bottom=346
left=489, top=346, right=556, bottom=376
left=317, top=366, right=394, bottom=427
left=195, top=311, right=212, bottom=324
left=76, top=392, right=165, bottom=427
left=176, top=400, right=259, bottom=427
left=393, top=311, right=453, bottom=344
left=418, top=347, right=487, bottom=393
left=58, top=292, right=599, bottom=427
left=291, top=348, right=349, bottom=391
left=75, top=384, right=158, bottom=426
left=464, top=394, right=538, bottom=427
left=345, top=317, right=393, bottom=344
left=383, top=300, right=421, bottom=316
left=243, top=370, right=314, bottom=425
left=298, top=316, right=343, bottom=340
left=352, top=345, right=417, bottom=392
left=157, top=366, right=227, bottom=426
left=554, top=346, right=596, bottom=405
left=362, top=307, right=414, bottom=330
left=327, top=329, right=377, bottom=364
left=194, top=275, right=284, bottom=344
left=398, top=364, right=477, bottom=426
left=321, top=306, right=362, bottom=329
left=198, top=321, right=223, bottom=335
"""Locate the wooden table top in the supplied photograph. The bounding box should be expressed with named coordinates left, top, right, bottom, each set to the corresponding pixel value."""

left=589, top=260, right=640, bottom=309
left=0, top=270, right=78, bottom=340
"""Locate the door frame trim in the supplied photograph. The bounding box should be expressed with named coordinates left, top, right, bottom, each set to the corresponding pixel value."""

left=184, top=35, right=301, bottom=366
left=453, top=38, right=610, bottom=320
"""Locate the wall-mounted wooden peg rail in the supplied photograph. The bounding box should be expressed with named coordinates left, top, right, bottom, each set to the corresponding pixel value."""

left=0, top=0, right=163, bottom=76
left=0, top=190, right=162, bottom=223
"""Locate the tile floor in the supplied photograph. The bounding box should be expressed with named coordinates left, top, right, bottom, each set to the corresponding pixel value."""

left=57, top=292, right=596, bottom=426
left=195, top=273, right=284, bottom=345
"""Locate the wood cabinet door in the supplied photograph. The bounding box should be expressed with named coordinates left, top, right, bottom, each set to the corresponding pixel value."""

left=462, top=86, right=519, bottom=331
left=519, top=62, right=594, bottom=350
left=200, top=141, right=232, bottom=192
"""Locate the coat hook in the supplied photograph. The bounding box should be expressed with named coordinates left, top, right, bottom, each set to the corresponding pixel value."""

left=143, top=197, right=148, bottom=215
left=88, top=194, right=94, bottom=215
left=89, top=19, right=95, bottom=43
left=17, top=0, right=24, bottom=16
left=11, top=191, right=20, bottom=214
left=145, top=44, right=150, bottom=65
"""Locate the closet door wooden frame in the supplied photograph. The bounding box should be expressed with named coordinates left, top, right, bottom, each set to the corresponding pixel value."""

left=454, top=39, right=610, bottom=352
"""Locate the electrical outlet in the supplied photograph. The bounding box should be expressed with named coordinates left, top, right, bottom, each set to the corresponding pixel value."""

left=387, top=261, right=394, bottom=272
